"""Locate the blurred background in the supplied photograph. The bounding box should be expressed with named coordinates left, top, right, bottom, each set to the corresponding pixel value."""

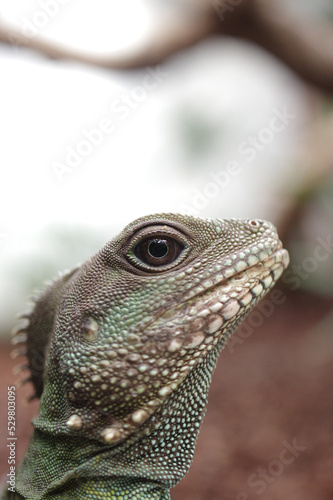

left=0, top=1, right=332, bottom=498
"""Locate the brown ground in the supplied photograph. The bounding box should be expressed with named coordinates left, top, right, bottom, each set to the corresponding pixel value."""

left=1, top=289, right=332, bottom=499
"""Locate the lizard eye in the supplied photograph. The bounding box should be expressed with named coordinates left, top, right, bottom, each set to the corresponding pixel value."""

left=134, top=237, right=183, bottom=267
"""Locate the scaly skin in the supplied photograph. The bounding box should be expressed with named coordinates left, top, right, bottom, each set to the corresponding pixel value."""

left=4, top=214, right=289, bottom=499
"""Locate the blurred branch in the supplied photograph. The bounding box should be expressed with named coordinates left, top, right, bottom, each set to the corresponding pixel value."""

left=221, top=0, right=333, bottom=93
left=0, top=2, right=216, bottom=69
left=1, top=0, right=333, bottom=91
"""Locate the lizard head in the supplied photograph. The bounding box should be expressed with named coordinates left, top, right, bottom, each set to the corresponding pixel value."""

left=14, top=213, right=289, bottom=483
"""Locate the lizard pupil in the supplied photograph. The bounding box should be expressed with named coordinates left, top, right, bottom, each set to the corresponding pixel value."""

left=148, top=239, right=169, bottom=259
left=132, top=234, right=184, bottom=268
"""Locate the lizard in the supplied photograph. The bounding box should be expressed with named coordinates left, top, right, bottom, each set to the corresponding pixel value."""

left=4, top=213, right=289, bottom=500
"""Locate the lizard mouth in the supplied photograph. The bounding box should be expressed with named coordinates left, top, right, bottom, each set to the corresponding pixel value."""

left=182, top=243, right=288, bottom=301
left=180, top=247, right=289, bottom=331
left=154, top=245, right=290, bottom=330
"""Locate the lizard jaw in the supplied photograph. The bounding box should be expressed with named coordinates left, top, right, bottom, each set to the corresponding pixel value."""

left=92, top=248, right=289, bottom=445
left=154, top=247, right=289, bottom=346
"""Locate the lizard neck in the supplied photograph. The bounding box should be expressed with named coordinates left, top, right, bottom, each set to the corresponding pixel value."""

left=16, top=344, right=223, bottom=499
left=16, top=428, right=171, bottom=499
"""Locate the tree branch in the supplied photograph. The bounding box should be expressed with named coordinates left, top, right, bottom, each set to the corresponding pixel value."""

left=1, top=0, right=333, bottom=91
left=0, top=3, right=218, bottom=69
left=218, top=0, right=333, bottom=92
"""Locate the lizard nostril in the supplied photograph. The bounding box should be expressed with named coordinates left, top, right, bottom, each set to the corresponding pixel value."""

left=249, top=220, right=261, bottom=228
